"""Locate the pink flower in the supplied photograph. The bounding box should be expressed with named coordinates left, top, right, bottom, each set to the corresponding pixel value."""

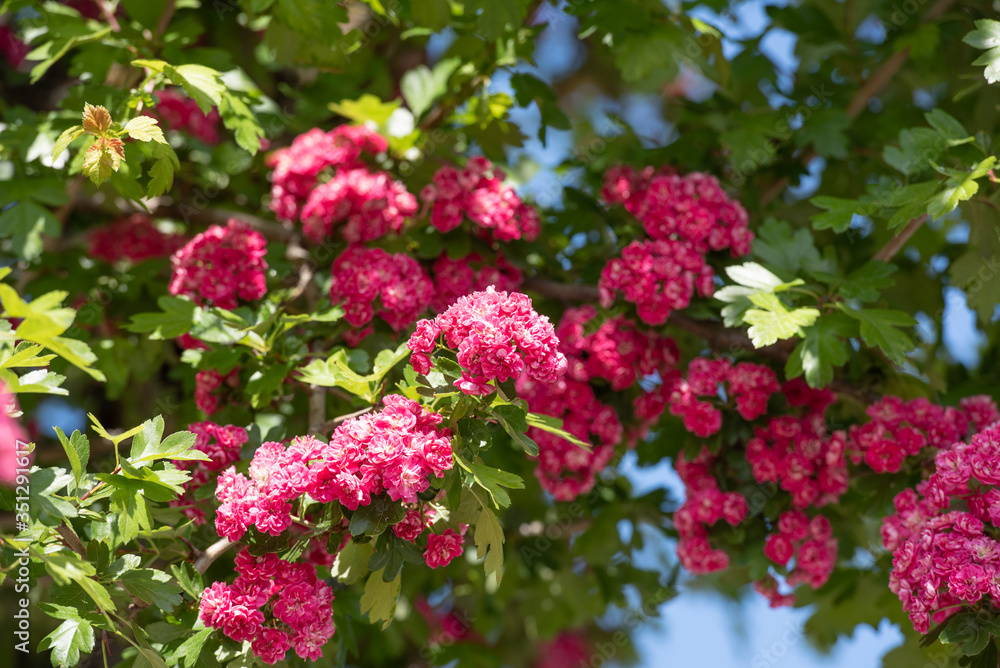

left=169, top=220, right=268, bottom=310
left=88, top=213, right=186, bottom=263
left=764, top=533, right=795, bottom=566
left=408, top=287, right=567, bottom=394
left=424, top=529, right=465, bottom=568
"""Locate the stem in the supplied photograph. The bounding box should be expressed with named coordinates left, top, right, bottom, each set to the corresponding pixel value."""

left=79, top=464, right=121, bottom=503
left=308, top=385, right=326, bottom=434
left=194, top=537, right=237, bottom=574
left=316, top=406, right=374, bottom=435
left=873, top=214, right=927, bottom=263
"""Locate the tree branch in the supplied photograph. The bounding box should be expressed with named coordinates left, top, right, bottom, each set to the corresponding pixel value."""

left=873, top=214, right=927, bottom=263
left=759, top=0, right=957, bottom=207
left=316, top=406, right=374, bottom=435
left=194, top=537, right=237, bottom=574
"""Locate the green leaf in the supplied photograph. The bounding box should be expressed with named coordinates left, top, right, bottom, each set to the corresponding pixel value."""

left=331, top=540, right=374, bottom=585
left=458, top=418, right=492, bottom=451
left=966, top=20, right=1000, bottom=83
left=924, top=108, right=970, bottom=143
left=794, top=108, right=850, bottom=159
left=838, top=261, right=896, bottom=302
left=38, top=618, right=95, bottom=668
left=360, top=567, right=401, bottom=628
left=841, top=307, right=916, bottom=364
left=927, top=157, right=996, bottom=218
left=0, top=200, right=61, bottom=261
left=30, top=26, right=113, bottom=84
left=126, top=296, right=196, bottom=339
left=218, top=91, right=265, bottom=155
left=329, top=95, right=400, bottom=126
left=939, top=612, right=992, bottom=655
left=52, top=125, right=85, bottom=161
left=122, top=116, right=167, bottom=144
left=785, top=315, right=854, bottom=388
left=492, top=404, right=538, bottom=456
left=165, top=64, right=225, bottom=115
left=368, top=532, right=424, bottom=581
left=810, top=196, right=858, bottom=232
left=349, top=495, right=406, bottom=536
left=525, top=412, right=590, bottom=450
left=146, top=144, right=178, bottom=197
left=751, top=218, right=825, bottom=277
left=411, top=0, right=451, bottom=30
left=457, top=457, right=524, bottom=508
left=120, top=569, right=183, bottom=611
left=466, top=0, right=526, bottom=40
left=743, top=293, right=820, bottom=348
left=168, top=628, right=213, bottom=668
left=81, top=138, right=123, bottom=186
left=474, top=507, right=505, bottom=585
left=400, top=59, right=459, bottom=118
left=128, top=416, right=165, bottom=461
left=53, top=428, right=89, bottom=493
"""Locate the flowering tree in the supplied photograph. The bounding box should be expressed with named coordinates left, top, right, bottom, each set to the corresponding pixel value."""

left=5, top=0, right=1000, bottom=666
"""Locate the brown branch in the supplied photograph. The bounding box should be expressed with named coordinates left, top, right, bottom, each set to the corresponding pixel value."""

left=873, top=214, right=927, bottom=263
left=316, top=406, right=374, bottom=435
left=308, top=385, right=327, bottom=434
left=759, top=0, right=957, bottom=207
left=194, top=538, right=237, bottom=574
left=56, top=522, right=87, bottom=558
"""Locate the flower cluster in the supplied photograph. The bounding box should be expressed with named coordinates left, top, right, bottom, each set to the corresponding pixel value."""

left=847, top=396, right=970, bottom=474
left=329, top=245, right=434, bottom=343
left=424, top=528, right=466, bottom=568
left=430, top=252, right=523, bottom=312
left=761, top=510, right=837, bottom=592
left=602, top=165, right=752, bottom=255
left=195, top=369, right=239, bottom=416
left=0, top=26, right=28, bottom=68
left=635, top=358, right=780, bottom=438
left=599, top=165, right=752, bottom=325
left=88, top=214, right=186, bottom=263
left=268, top=125, right=416, bottom=244
left=170, top=421, right=248, bottom=524
left=169, top=220, right=268, bottom=310
left=533, top=631, right=593, bottom=668
left=421, top=156, right=540, bottom=241
left=0, top=383, right=28, bottom=486
left=598, top=239, right=716, bottom=325
left=882, top=421, right=1000, bottom=633
left=300, top=167, right=417, bottom=243
left=745, top=413, right=849, bottom=509
left=407, top=287, right=567, bottom=395
left=214, top=395, right=452, bottom=541
left=394, top=505, right=435, bottom=541
left=517, top=375, right=622, bottom=500
left=153, top=88, right=221, bottom=145
left=199, top=551, right=335, bottom=664
left=555, top=306, right=678, bottom=391
left=673, top=449, right=747, bottom=574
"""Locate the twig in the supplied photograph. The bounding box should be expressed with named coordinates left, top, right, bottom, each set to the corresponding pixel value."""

left=308, top=385, right=326, bottom=434
left=154, top=0, right=176, bottom=41
left=759, top=0, right=957, bottom=207
left=873, top=214, right=927, bottom=263
left=56, top=523, right=87, bottom=558
left=316, top=406, right=374, bottom=435
left=194, top=537, right=237, bottom=574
